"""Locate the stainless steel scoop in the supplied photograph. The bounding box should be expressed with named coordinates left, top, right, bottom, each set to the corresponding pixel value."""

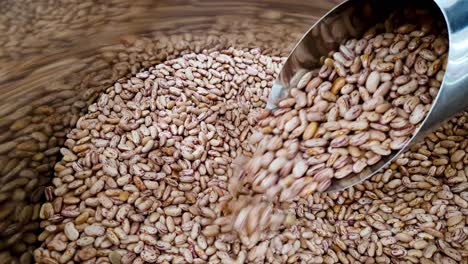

left=266, top=0, right=468, bottom=192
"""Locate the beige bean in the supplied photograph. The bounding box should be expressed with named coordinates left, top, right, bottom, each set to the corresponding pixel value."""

left=409, top=104, right=427, bottom=124
left=397, top=79, right=418, bottom=95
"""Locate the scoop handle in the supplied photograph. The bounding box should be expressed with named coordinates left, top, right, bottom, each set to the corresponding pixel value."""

left=415, top=0, right=468, bottom=143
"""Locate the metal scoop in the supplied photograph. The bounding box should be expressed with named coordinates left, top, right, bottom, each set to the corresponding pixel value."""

left=266, top=0, right=468, bottom=192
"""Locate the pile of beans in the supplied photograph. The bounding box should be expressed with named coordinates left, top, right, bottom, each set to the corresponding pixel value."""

left=7, top=4, right=465, bottom=264
left=34, top=46, right=468, bottom=262
left=33, top=48, right=285, bottom=263
left=0, top=4, right=301, bottom=263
